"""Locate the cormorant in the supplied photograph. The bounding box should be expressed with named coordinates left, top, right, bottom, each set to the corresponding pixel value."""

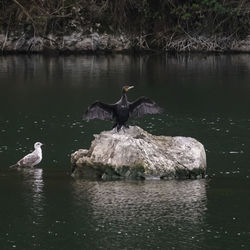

left=9, top=142, right=43, bottom=168
left=84, top=86, right=163, bottom=130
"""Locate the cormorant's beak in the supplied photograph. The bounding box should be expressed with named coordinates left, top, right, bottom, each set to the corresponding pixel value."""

left=127, top=86, right=134, bottom=91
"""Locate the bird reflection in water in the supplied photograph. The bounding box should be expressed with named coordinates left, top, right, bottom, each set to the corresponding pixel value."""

left=22, top=168, right=45, bottom=217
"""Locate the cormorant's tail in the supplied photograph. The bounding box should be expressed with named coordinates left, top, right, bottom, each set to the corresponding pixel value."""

left=9, top=163, right=19, bottom=169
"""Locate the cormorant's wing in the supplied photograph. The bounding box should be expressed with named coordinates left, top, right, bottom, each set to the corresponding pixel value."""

left=129, top=96, right=163, bottom=118
left=84, top=101, right=115, bottom=121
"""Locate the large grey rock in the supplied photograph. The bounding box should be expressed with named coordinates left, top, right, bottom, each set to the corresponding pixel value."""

left=71, top=126, right=206, bottom=180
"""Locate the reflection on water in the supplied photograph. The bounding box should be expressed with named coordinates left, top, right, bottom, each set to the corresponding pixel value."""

left=21, top=168, right=44, bottom=217
left=72, top=180, right=207, bottom=249
left=0, top=168, right=45, bottom=249
left=1, top=54, right=250, bottom=91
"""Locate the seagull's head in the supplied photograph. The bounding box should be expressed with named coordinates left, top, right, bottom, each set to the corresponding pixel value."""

left=122, top=85, right=134, bottom=94
left=34, top=142, right=43, bottom=149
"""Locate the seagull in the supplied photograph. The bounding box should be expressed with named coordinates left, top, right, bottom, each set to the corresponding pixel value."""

left=9, top=142, right=43, bottom=168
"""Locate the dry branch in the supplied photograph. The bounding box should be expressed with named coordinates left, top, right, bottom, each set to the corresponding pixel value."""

left=12, top=0, right=36, bottom=34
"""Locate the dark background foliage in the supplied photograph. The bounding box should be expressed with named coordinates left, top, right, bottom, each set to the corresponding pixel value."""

left=0, top=0, right=249, bottom=48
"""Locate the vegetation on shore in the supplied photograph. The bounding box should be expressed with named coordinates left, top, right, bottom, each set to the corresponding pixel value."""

left=0, top=0, right=250, bottom=51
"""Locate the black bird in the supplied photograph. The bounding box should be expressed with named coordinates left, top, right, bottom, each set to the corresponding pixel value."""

left=84, top=85, right=163, bottom=131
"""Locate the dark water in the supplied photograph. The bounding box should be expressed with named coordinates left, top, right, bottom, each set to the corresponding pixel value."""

left=1, top=54, right=250, bottom=249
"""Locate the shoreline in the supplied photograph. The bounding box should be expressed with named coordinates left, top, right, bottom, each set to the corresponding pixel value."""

left=1, top=32, right=250, bottom=55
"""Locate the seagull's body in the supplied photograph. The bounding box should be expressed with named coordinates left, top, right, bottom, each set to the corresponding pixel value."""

left=10, top=142, right=43, bottom=168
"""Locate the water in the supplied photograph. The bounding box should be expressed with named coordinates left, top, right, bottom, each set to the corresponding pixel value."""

left=0, top=54, right=250, bottom=249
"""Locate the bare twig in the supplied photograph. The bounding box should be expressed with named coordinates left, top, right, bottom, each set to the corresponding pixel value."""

left=2, top=14, right=11, bottom=52
left=12, top=0, right=36, bottom=35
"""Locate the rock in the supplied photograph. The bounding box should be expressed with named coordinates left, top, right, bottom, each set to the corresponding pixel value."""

left=71, top=126, right=206, bottom=180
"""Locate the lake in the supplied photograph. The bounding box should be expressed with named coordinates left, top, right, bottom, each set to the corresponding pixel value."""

left=0, top=54, right=250, bottom=249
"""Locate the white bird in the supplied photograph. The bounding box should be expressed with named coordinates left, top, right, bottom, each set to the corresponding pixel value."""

left=9, top=142, right=43, bottom=168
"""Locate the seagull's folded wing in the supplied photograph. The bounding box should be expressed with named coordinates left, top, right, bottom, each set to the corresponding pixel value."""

left=19, top=153, right=40, bottom=166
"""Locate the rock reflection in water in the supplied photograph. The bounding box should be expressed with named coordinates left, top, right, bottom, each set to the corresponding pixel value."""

left=72, top=179, right=207, bottom=249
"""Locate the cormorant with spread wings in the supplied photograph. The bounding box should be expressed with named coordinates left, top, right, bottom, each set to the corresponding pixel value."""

left=84, top=85, right=163, bottom=131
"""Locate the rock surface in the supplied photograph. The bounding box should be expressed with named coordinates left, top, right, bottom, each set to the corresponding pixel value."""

left=71, top=126, right=206, bottom=180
